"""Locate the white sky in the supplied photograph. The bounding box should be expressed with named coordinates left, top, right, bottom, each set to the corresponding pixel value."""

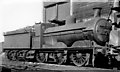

left=0, top=0, right=44, bottom=42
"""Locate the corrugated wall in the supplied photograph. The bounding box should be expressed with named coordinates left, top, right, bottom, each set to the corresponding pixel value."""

left=72, top=2, right=113, bottom=19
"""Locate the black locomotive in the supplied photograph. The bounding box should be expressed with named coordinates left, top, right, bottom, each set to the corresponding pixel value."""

left=3, top=0, right=120, bottom=69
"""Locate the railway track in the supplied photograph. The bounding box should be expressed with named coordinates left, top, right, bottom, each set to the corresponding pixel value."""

left=1, top=61, right=113, bottom=71
left=1, top=52, right=120, bottom=72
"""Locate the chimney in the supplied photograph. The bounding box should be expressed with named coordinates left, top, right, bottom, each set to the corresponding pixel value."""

left=93, top=7, right=102, bottom=17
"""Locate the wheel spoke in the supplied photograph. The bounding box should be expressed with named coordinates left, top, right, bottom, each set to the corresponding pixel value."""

left=16, top=50, right=26, bottom=61
left=36, top=52, right=46, bottom=63
left=8, top=50, right=17, bottom=61
left=56, top=53, right=65, bottom=65
left=70, top=53, right=89, bottom=66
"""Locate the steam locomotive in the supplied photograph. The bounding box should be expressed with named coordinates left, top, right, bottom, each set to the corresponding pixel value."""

left=3, top=0, right=120, bottom=69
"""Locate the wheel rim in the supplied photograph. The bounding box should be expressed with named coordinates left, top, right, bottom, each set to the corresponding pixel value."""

left=6, top=50, right=11, bottom=60
left=56, top=53, right=65, bottom=65
left=36, top=52, right=46, bottom=63
left=70, top=53, right=89, bottom=66
left=8, top=50, right=17, bottom=61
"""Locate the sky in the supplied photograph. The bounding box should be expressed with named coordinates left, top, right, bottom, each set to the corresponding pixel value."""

left=0, top=0, right=44, bottom=42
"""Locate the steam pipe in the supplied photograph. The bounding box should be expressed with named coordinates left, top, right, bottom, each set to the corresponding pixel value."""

left=113, top=0, right=119, bottom=23
left=55, top=4, right=58, bottom=19
left=44, top=8, right=46, bottom=23
left=112, top=0, right=120, bottom=29
left=70, top=0, right=73, bottom=16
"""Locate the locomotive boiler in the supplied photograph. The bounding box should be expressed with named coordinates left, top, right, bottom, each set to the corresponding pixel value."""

left=3, top=0, right=120, bottom=68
